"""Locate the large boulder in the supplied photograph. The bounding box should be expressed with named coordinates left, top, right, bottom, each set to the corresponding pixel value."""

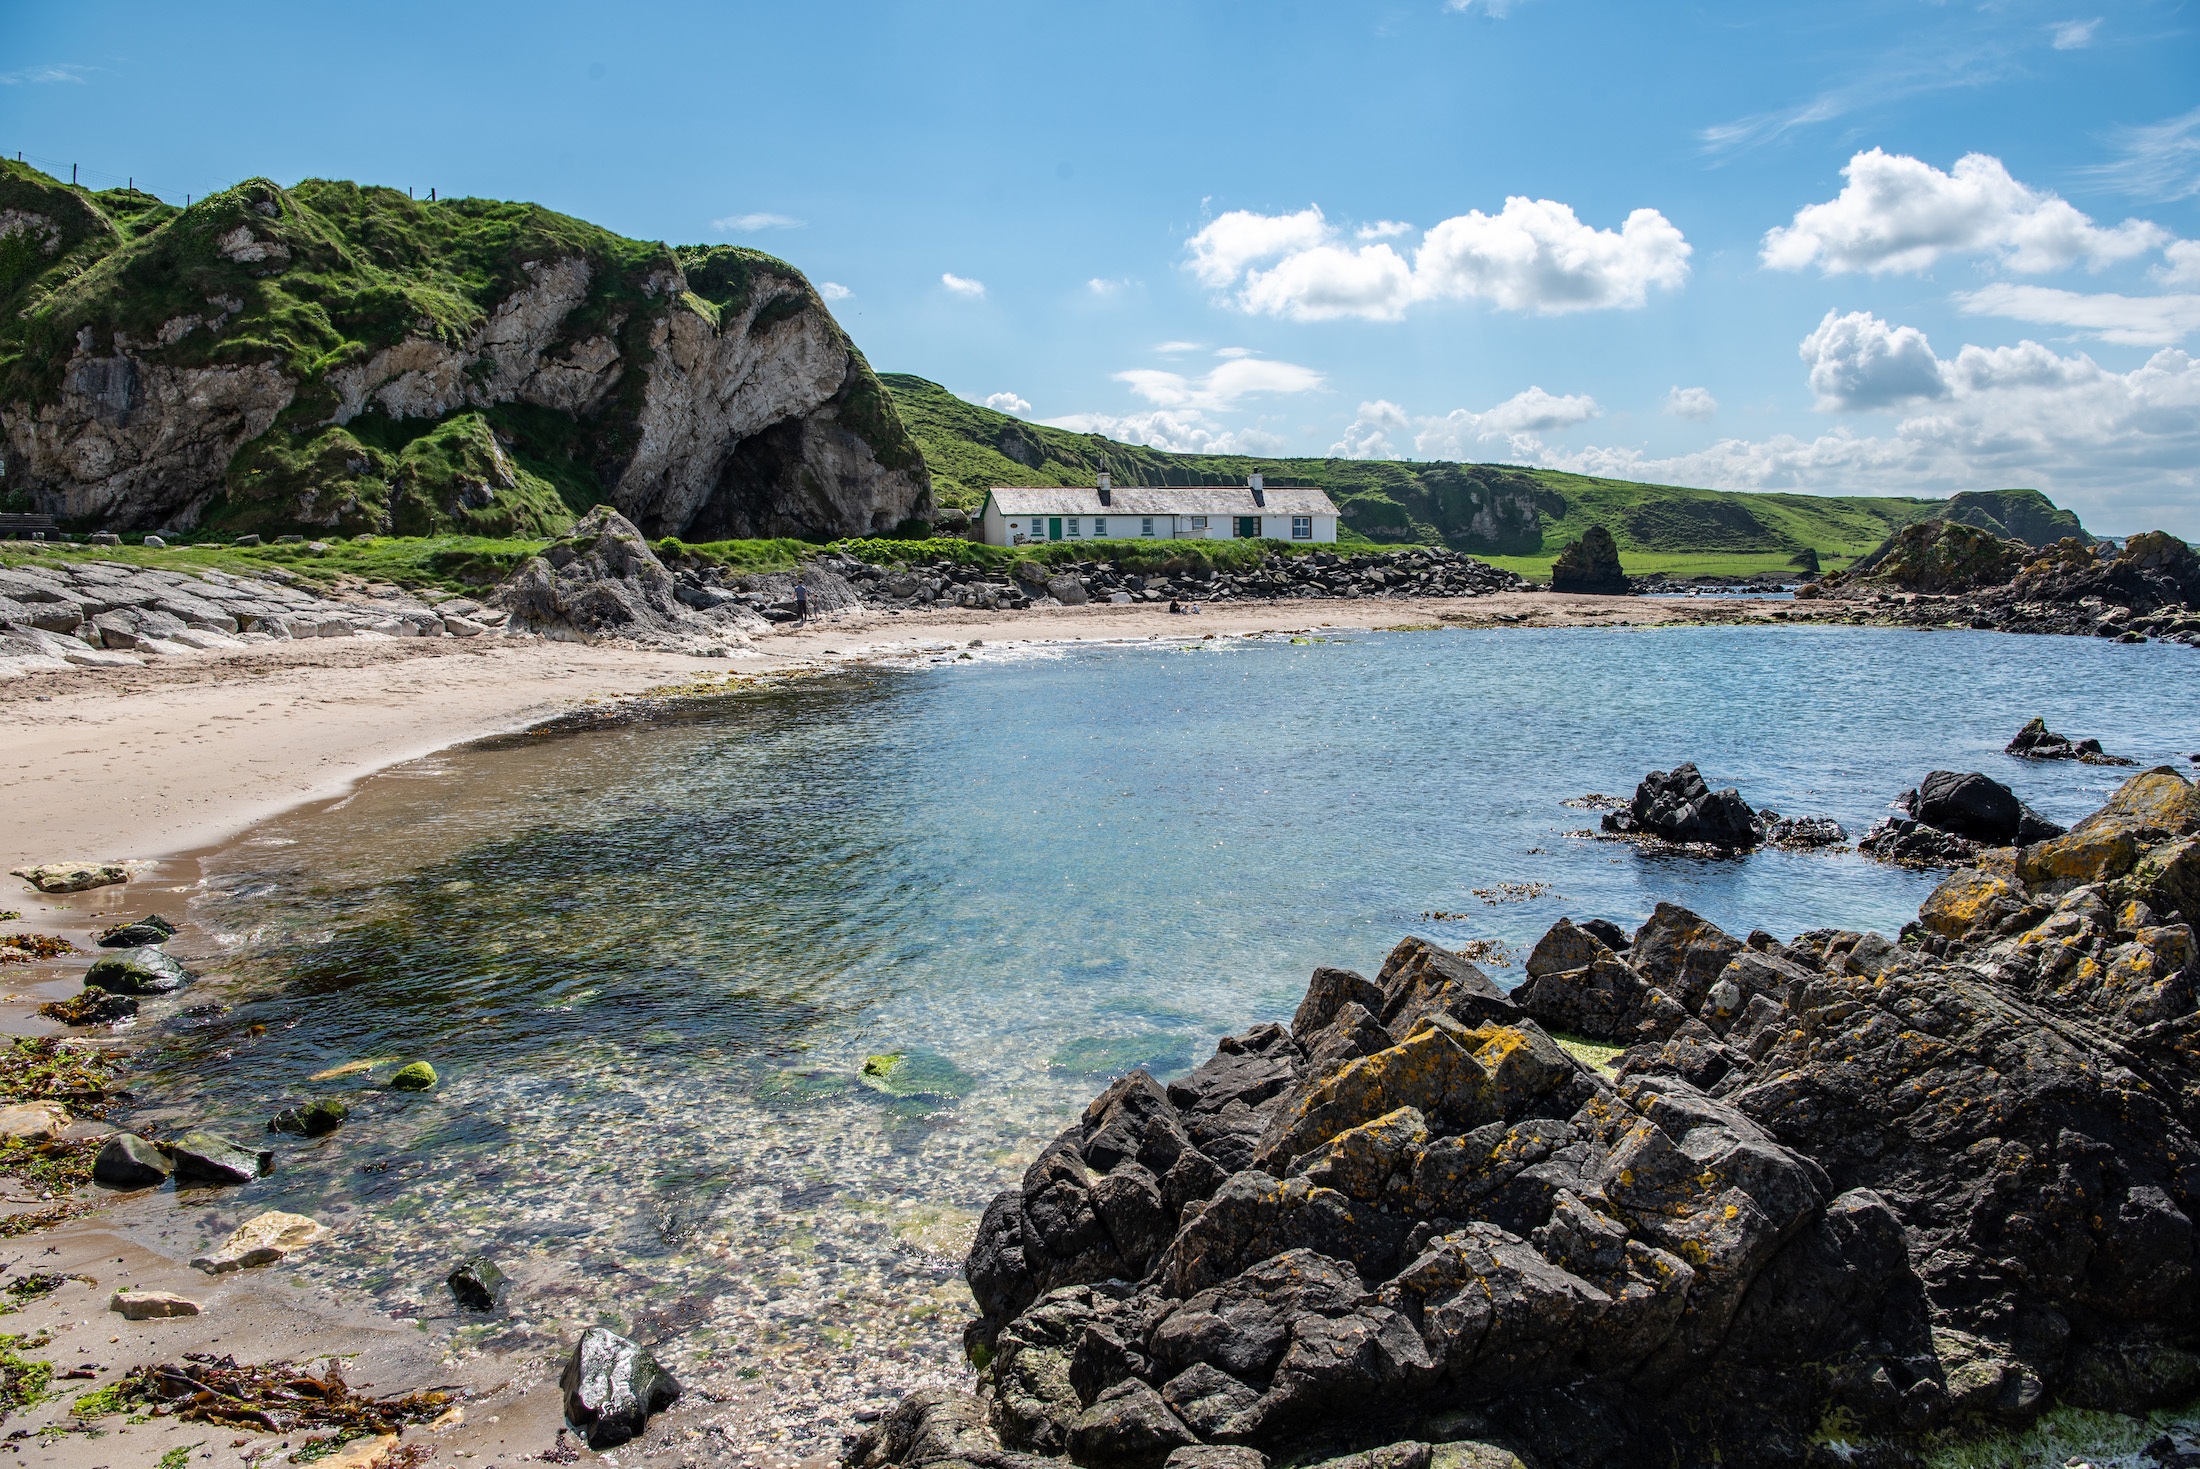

left=497, top=507, right=769, bottom=649
left=561, top=1327, right=681, bottom=1449
left=1601, top=764, right=1762, bottom=848
left=82, top=947, right=191, bottom=995
left=1909, top=770, right=2063, bottom=846
left=1547, top=526, right=1625, bottom=595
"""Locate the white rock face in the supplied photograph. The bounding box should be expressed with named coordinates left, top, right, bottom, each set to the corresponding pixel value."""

left=3, top=240, right=929, bottom=538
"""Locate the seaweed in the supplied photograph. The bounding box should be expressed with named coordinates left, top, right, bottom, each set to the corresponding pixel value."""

left=0, top=933, right=76, bottom=963
left=103, top=1356, right=452, bottom=1435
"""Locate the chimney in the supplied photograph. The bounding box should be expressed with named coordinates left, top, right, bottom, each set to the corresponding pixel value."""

left=1249, top=471, right=1265, bottom=507
left=1098, top=470, right=1112, bottom=505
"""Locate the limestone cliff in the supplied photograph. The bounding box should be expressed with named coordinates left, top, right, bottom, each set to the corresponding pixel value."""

left=0, top=163, right=930, bottom=539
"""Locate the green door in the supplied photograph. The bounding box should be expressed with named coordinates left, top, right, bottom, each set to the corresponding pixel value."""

left=1235, top=516, right=1260, bottom=538
left=1049, top=517, right=1063, bottom=541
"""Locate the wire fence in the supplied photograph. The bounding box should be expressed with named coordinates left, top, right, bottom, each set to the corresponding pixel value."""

left=7, top=145, right=240, bottom=206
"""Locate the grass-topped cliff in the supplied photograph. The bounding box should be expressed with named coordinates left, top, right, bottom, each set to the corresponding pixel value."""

left=883, top=373, right=2085, bottom=577
left=0, top=161, right=928, bottom=540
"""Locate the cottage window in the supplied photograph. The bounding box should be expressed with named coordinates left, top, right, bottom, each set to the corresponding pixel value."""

left=1093, top=517, right=1108, bottom=536
left=1141, top=517, right=1154, bottom=537
left=1292, top=516, right=1312, bottom=540
left=1191, top=516, right=1207, bottom=531
left=1068, top=518, right=1081, bottom=537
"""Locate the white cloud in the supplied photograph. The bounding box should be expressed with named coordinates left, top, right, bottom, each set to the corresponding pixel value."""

left=0, top=64, right=87, bottom=85
left=1414, top=387, right=1602, bottom=460
left=1087, top=277, right=1128, bottom=295
left=1954, top=283, right=2200, bottom=347
left=1762, top=149, right=2168, bottom=275
left=1330, top=401, right=1410, bottom=460
left=1799, top=310, right=1950, bottom=410
left=2087, top=107, right=2200, bottom=203
left=1214, top=346, right=1257, bottom=358
left=1444, top=0, right=1528, bottom=13
left=1185, top=197, right=1690, bottom=321
left=1538, top=333, right=2200, bottom=535
left=941, top=273, right=987, bottom=298
left=1356, top=220, right=1414, bottom=240
left=1154, top=340, right=1202, bottom=354
left=2160, top=241, right=2200, bottom=286
left=1041, top=410, right=1285, bottom=456
left=818, top=281, right=852, bottom=301
left=1186, top=207, right=1329, bottom=289
left=2050, top=18, right=2100, bottom=49
left=713, top=211, right=804, bottom=232
left=1115, top=357, right=1325, bottom=412
left=979, top=391, right=1031, bottom=415
left=1664, top=386, right=1718, bottom=420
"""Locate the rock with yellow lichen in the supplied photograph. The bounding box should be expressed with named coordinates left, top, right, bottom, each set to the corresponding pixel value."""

left=859, top=767, right=2200, bottom=1469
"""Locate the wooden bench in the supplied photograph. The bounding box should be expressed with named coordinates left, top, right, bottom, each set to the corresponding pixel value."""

left=0, top=512, right=58, bottom=539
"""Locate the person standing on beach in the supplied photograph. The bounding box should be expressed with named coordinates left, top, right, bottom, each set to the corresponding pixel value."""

left=794, top=580, right=810, bottom=620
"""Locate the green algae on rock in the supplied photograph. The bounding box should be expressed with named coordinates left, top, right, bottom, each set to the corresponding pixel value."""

left=269, top=1097, right=350, bottom=1136
left=388, top=1061, right=438, bottom=1091
left=858, top=1051, right=974, bottom=1102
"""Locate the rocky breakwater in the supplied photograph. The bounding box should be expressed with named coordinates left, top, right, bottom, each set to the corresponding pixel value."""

left=1859, top=769, right=2065, bottom=867
left=833, top=546, right=1526, bottom=614
left=0, top=553, right=510, bottom=676
left=496, top=507, right=777, bottom=650
left=853, top=766, right=2200, bottom=1469
left=1814, top=524, right=2200, bottom=647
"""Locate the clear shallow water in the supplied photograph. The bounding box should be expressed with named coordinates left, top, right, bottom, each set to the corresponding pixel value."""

left=117, top=625, right=2200, bottom=1452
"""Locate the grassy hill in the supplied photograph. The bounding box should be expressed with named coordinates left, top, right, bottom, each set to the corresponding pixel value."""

left=883, top=373, right=2085, bottom=578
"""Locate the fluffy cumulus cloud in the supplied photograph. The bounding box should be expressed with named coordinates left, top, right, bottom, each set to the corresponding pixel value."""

left=1041, top=410, right=1285, bottom=456
left=1330, top=400, right=1410, bottom=459
left=2159, top=240, right=2200, bottom=286
left=1535, top=325, right=2200, bottom=534
left=1664, top=386, right=1718, bottom=420
left=940, top=273, right=986, bottom=298
left=818, top=281, right=852, bottom=301
left=1799, top=310, right=1951, bottom=410
left=1045, top=355, right=1324, bottom=457
left=979, top=391, right=1031, bottom=415
left=1185, top=200, right=1690, bottom=321
left=1763, top=149, right=2168, bottom=275
left=1115, top=356, right=1325, bottom=412
left=1954, top=283, right=2200, bottom=347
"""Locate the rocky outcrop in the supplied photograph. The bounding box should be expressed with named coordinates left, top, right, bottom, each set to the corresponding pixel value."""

left=1850, top=518, right=2026, bottom=594
left=496, top=507, right=770, bottom=650
left=2007, top=716, right=2135, bottom=766
left=1546, top=526, right=1624, bottom=595
left=856, top=767, right=2200, bottom=1469
left=1598, top=763, right=1762, bottom=848
left=0, top=169, right=930, bottom=539
left=1818, top=531, right=2200, bottom=646
left=1860, top=770, right=2063, bottom=867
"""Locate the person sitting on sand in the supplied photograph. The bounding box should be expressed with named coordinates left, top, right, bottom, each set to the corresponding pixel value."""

left=1168, top=599, right=1183, bottom=614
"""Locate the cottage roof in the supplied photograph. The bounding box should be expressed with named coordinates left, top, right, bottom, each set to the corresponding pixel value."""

left=985, top=486, right=1340, bottom=517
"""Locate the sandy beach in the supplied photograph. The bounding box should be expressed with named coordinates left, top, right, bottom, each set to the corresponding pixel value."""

left=0, top=587, right=1803, bottom=1468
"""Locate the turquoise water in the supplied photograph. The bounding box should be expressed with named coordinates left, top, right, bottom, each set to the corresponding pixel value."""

left=117, top=625, right=2200, bottom=1452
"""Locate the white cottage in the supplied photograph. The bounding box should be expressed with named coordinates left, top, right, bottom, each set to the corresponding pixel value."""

left=977, top=474, right=1340, bottom=547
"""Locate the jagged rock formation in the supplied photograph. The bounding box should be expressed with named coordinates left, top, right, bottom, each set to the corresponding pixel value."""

left=1858, top=770, right=2064, bottom=868
left=0, top=162, right=930, bottom=540
left=2006, top=716, right=2135, bottom=766
left=1546, top=526, right=1625, bottom=594
left=1849, top=518, right=2026, bottom=594
left=855, top=767, right=2200, bottom=1469
left=496, top=507, right=773, bottom=649
left=1597, top=763, right=1761, bottom=848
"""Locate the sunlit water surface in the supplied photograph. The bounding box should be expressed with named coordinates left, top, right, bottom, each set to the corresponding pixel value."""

left=111, top=625, right=2200, bottom=1450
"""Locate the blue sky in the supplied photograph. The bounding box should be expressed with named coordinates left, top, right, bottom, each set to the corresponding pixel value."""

left=5, top=0, right=2199, bottom=533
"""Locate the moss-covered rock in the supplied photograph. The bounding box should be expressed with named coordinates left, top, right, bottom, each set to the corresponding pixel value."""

left=858, top=1050, right=975, bottom=1102
left=388, top=1060, right=438, bottom=1091
left=1855, top=518, right=2024, bottom=593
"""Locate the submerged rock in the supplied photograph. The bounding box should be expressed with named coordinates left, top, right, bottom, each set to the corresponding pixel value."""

left=91, top=1133, right=170, bottom=1189
left=269, top=1097, right=349, bottom=1136
left=2006, top=716, right=2136, bottom=766
left=1601, top=763, right=1762, bottom=848
left=191, top=1210, right=330, bottom=1273
left=9, top=861, right=127, bottom=894
left=82, top=946, right=191, bottom=995
left=561, top=1326, right=680, bottom=1449
left=858, top=1050, right=975, bottom=1102
left=448, top=1255, right=510, bottom=1312
left=170, top=1130, right=273, bottom=1187
left=861, top=766, right=2200, bottom=1469
left=1761, top=813, right=1848, bottom=849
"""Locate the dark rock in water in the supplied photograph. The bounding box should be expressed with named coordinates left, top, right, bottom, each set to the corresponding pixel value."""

left=1547, top=526, right=1626, bottom=595
left=1858, top=816, right=1982, bottom=867
left=1601, top=763, right=1763, bottom=848
left=37, top=989, right=138, bottom=1026
left=561, top=1326, right=680, bottom=1448
left=269, top=1097, right=349, bottom=1136
left=1576, top=918, right=1630, bottom=952
left=96, top=914, right=177, bottom=948
left=1908, top=769, right=2063, bottom=846
left=82, top=946, right=190, bottom=995
left=168, top=1130, right=272, bottom=1187
left=448, top=1255, right=510, bottom=1311
left=1761, top=812, right=1848, bottom=849
left=2006, top=716, right=2136, bottom=766
left=92, top=1133, right=170, bottom=1189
